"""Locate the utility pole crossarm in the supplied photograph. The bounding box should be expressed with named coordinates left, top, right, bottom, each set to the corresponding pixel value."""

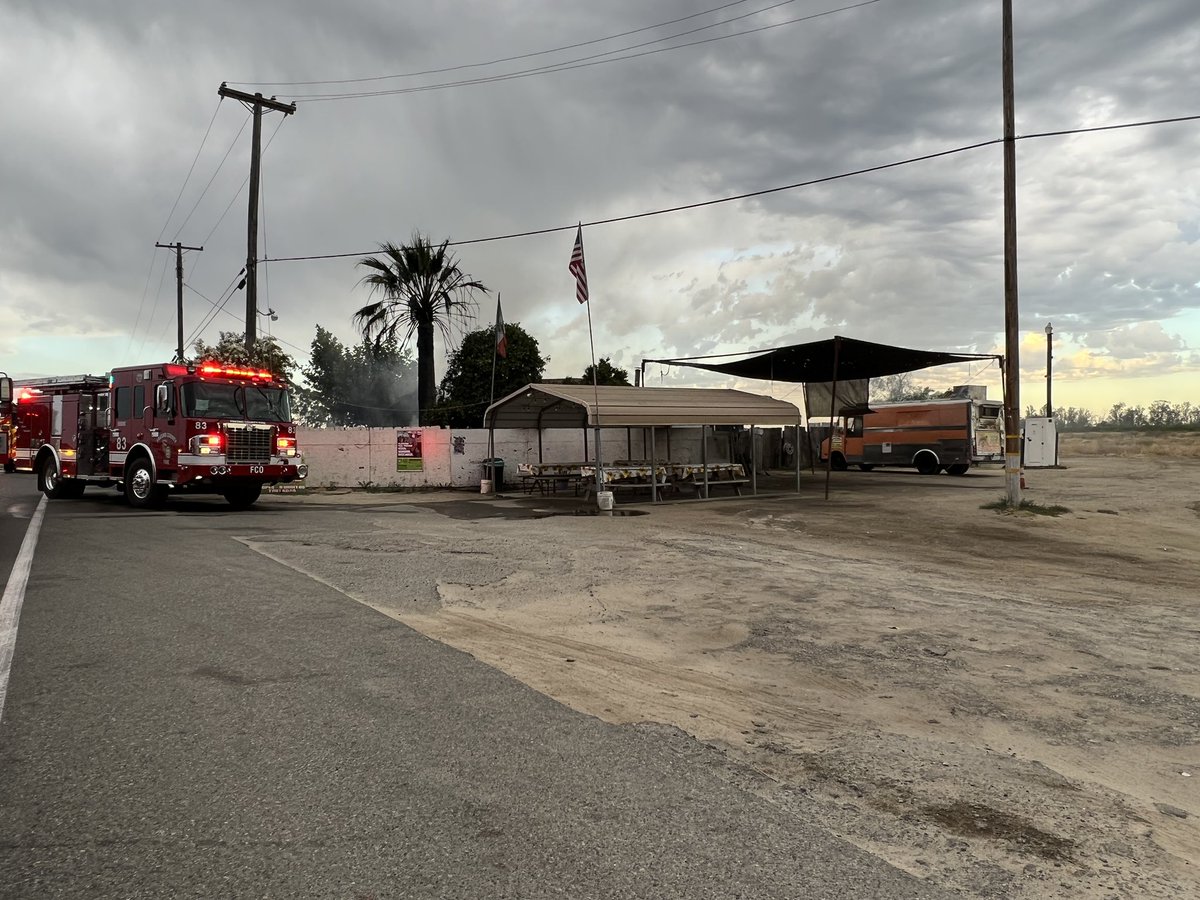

left=217, top=83, right=297, bottom=115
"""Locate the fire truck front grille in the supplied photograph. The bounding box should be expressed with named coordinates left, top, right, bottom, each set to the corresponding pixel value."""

left=223, top=424, right=273, bottom=462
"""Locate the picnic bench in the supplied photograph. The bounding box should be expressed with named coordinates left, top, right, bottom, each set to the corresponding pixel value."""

left=517, top=463, right=587, bottom=496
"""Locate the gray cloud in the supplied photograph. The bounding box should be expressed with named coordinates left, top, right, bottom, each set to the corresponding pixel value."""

left=3, top=0, right=1197, bottom=403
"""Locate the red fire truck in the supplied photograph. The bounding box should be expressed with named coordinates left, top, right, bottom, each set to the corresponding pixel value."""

left=0, top=362, right=306, bottom=509
left=1, top=372, right=14, bottom=472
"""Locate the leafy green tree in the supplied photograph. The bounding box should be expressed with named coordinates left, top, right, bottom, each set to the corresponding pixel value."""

left=428, top=323, right=547, bottom=427
left=293, top=325, right=416, bottom=426
left=582, top=357, right=631, bottom=386
left=191, top=331, right=295, bottom=382
left=354, top=233, right=488, bottom=424
left=872, top=373, right=935, bottom=402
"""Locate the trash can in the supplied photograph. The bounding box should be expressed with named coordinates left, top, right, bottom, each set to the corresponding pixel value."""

left=483, top=458, right=505, bottom=491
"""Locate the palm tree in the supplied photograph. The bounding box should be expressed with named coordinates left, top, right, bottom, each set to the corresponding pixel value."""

left=354, top=233, right=488, bottom=424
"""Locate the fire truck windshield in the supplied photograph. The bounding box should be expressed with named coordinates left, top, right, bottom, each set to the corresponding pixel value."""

left=182, top=382, right=291, bottom=422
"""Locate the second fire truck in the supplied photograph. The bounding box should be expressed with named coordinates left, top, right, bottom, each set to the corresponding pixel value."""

left=0, top=361, right=306, bottom=509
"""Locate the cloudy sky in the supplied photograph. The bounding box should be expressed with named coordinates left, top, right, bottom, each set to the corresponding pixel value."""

left=3, top=0, right=1198, bottom=415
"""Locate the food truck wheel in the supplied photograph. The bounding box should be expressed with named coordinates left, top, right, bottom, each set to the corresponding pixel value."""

left=946, top=463, right=970, bottom=476
left=914, top=452, right=940, bottom=475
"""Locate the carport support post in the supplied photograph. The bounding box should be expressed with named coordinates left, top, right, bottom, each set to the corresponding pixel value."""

left=794, top=417, right=802, bottom=493
left=751, top=425, right=758, bottom=495
left=701, top=425, right=710, bottom=498
left=650, top=426, right=657, bottom=503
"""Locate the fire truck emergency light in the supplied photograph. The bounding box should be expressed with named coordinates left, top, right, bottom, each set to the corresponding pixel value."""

left=276, top=436, right=297, bottom=457
left=198, top=364, right=274, bottom=380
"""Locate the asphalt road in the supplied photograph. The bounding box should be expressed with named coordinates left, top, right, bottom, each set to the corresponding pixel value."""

left=0, top=479, right=952, bottom=899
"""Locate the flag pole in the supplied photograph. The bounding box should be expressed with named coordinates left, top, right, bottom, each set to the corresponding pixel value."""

left=578, top=225, right=603, bottom=495
left=585, top=278, right=603, bottom=491
left=489, top=292, right=500, bottom=467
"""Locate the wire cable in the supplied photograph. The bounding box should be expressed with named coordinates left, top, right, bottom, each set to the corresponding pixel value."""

left=269, top=137, right=1002, bottom=262
left=125, top=251, right=168, bottom=364
left=171, top=111, right=251, bottom=241
left=136, top=255, right=174, bottom=360
left=292, top=0, right=883, bottom=102
left=264, top=112, right=1200, bottom=264
left=184, top=272, right=245, bottom=347
left=229, top=0, right=762, bottom=87
left=200, top=114, right=289, bottom=246
left=157, top=98, right=224, bottom=241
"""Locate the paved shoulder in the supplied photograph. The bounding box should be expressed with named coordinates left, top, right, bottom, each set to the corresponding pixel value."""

left=0, top=501, right=951, bottom=899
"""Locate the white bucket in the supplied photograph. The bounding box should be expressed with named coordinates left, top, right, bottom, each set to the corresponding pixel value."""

left=480, top=478, right=494, bottom=494
left=596, top=490, right=614, bottom=511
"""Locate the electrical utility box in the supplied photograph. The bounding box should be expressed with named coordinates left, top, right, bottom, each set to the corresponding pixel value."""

left=1023, top=417, right=1059, bottom=467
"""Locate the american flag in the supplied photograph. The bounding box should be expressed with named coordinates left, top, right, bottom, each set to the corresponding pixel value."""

left=569, top=224, right=588, bottom=304
left=494, top=295, right=507, bottom=358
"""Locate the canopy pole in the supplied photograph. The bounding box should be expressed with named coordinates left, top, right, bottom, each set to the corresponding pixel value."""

left=751, top=424, right=758, bottom=496
left=824, top=336, right=842, bottom=501
left=701, top=425, right=710, bottom=499
left=650, top=426, right=658, bottom=503
left=795, top=417, right=802, bottom=493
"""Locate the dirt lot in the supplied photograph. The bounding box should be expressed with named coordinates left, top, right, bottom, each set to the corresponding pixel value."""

left=258, top=433, right=1200, bottom=898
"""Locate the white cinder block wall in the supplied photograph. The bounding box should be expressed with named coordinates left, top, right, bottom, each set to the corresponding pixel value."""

left=295, top=426, right=758, bottom=489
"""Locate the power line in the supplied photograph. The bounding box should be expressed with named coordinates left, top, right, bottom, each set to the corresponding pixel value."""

left=229, top=0, right=762, bottom=87
left=184, top=273, right=245, bottom=346
left=157, top=98, right=224, bottom=242
left=269, top=138, right=1002, bottom=262
left=183, top=277, right=310, bottom=361
left=263, top=112, right=1200, bottom=264
left=199, top=114, right=289, bottom=246
left=172, top=111, right=252, bottom=241
left=291, top=0, right=884, bottom=102
left=126, top=251, right=169, bottom=365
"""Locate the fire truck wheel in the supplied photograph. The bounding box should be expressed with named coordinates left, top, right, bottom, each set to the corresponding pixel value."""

left=946, top=464, right=970, bottom=476
left=222, top=484, right=262, bottom=510
left=123, top=458, right=164, bottom=509
left=39, top=456, right=69, bottom=499
left=3, top=461, right=15, bottom=474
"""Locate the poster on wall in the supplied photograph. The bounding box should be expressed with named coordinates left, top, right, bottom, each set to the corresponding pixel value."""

left=396, top=431, right=423, bottom=471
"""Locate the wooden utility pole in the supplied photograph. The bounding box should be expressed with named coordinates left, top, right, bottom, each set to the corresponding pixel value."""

left=1001, top=0, right=1022, bottom=506
left=216, top=83, right=296, bottom=352
left=1045, top=322, right=1053, bottom=416
left=155, top=241, right=203, bottom=362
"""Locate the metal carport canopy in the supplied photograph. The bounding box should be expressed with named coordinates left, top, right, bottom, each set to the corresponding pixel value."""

left=483, top=384, right=801, bottom=429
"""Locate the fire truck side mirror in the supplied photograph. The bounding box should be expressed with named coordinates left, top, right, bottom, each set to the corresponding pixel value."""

left=156, top=383, right=172, bottom=415
left=0, top=376, right=12, bottom=414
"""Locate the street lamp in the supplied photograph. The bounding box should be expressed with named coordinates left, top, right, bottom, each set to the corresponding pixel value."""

left=1044, top=321, right=1053, bottom=417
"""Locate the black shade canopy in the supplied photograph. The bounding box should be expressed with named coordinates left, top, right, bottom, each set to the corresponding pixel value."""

left=648, top=336, right=996, bottom=384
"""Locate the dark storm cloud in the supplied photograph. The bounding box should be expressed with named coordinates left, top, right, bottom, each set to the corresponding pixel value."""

left=3, top=0, right=1197, bottom=396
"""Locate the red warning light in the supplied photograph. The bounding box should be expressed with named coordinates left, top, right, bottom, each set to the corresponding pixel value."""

left=197, top=363, right=274, bottom=380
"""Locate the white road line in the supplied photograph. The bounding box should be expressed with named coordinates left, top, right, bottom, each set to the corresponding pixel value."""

left=0, top=495, right=48, bottom=726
